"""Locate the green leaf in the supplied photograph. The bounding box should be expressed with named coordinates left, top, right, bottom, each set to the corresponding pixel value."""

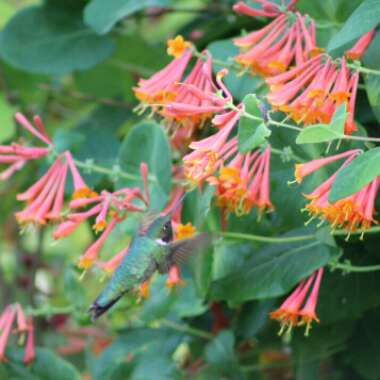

left=183, top=185, right=215, bottom=229
left=329, top=148, right=380, bottom=202
left=364, top=32, right=380, bottom=123
left=296, top=124, right=342, bottom=144
left=210, top=238, right=333, bottom=303
left=207, top=39, right=266, bottom=102
left=91, top=328, right=179, bottom=380
left=318, top=265, right=380, bottom=324
left=292, top=322, right=354, bottom=370
left=84, top=0, right=171, bottom=35
left=205, top=330, right=240, bottom=373
left=238, top=94, right=271, bottom=152
left=349, top=310, right=380, bottom=380
left=118, top=121, right=172, bottom=209
left=6, top=347, right=81, bottom=380
left=327, top=0, right=380, bottom=53
left=0, top=94, right=16, bottom=143
left=236, top=299, right=276, bottom=338
left=0, top=6, right=114, bottom=75
left=364, top=75, right=380, bottom=123
left=296, top=104, right=347, bottom=144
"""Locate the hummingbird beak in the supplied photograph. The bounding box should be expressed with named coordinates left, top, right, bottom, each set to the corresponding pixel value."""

left=162, top=192, right=187, bottom=217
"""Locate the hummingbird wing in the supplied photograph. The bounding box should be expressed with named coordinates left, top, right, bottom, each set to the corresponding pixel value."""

left=163, top=232, right=212, bottom=271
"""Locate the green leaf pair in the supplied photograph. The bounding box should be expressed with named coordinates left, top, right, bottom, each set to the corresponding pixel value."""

left=238, top=94, right=271, bottom=153
left=296, top=103, right=347, bottom=144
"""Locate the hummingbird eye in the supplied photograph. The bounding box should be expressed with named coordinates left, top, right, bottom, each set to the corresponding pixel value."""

left=161, top=221, right=173, bottom=243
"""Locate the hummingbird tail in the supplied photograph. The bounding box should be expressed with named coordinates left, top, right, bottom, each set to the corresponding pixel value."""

left=89, top=295, right=123, bottom=321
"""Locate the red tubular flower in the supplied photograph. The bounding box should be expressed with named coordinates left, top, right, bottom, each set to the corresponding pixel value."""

left=0, top=306, right=16, bottom=362
left=54, top=163, right=149, bottom=269
left=209, top=145, right=272, bottom=217
left=0, top=113, right=51, bottom=181
left=97, top=247, right=129, bottom=274
left=162, top=55, right=232, bottom=149
left=295, top=149, right=380, bottom=236
left=183, top=109, right=241, bottom=186
left=23, top=316, right=35, bottom=364
left=0, top=304, right=36, bottom=363
left=345, top=28, right=376, bottom=61
left=133, top=40, right=192, bottom=108
left=166, top=265, right=184, bottom=288
left=234, top=12, right=321, bottom=76
left=270, top=268, right=324, bottom=336
left=78, top=218, right=118, bottom=270
left=15, top=157, right=68, bottom=225
left=15, top=151, right=92, bottom=226
left=267, top=56, right=359, bottom=134
left=233, top=0, right=298, bottom=18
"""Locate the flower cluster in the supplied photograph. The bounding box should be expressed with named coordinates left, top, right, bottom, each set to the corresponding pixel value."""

left=134, top=36, right=232, bottom=149
left=0, top=304, right=35, bottom=364
left=234, top=12, right=321, bottom=76
left=209, top=145, right=272, bottom=217
left=233, top=0, right=374, bottom=135
left=270, top=268, right=324, bottom=336
left=54, top=163, right=150, bottom=270
left=295, top=150, right=380, bottom=236
left=1, top=113, right=150, bottom=273
left=267, top=56, right=359, bottom=133
left=0, top=113, right=51, bottom=181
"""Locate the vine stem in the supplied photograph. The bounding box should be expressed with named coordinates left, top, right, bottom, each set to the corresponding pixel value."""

left=332, top=262, right=380, bottom=273
left=233, top=104, right=380, bottom=144
left=219, top=225, right=380, bottom=244
left=219, top=231, right=315, bottom=243
left=50, top=149, right=158, bottom=183
left=347, top=63, right=380, bottom=77
left=72, top=158, right=144, bottom=182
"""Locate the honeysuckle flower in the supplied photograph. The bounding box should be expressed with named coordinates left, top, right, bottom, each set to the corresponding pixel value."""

left=234, top=12, right=321, bottom=76
left=0, top=306, right=16, bottom=362
left=0, top=304, right=36, bottom=363
left=16, top=157, right=69, bottom=225
left=0, top=113, right=51, bottom=181
left=78, top=218, right=118, bottom=270
left=163, top=187, right=197, bottom=289
left=166, top=265, right=184, bottom=288
left=54, top=162, right=149, bottom=239
left=23, top=316, right=35, bottom=364
left=97, top=247, right=129, bottom=274
left=233, top=0, right=298, bottom=18
left=345, top=28, right=375, bottom=61
left=54, top=163, right=149, bottom=269
left=267, top=56, right=359, bottom=133
left=209, top=145, right=272, bottom=217
left=133, top=46, right=192, bottom=108
left=15, top=151, right=92, bottom=226
left=295, top=149, right=379, bottom=235
left=183, top=109, right=241, bottom=185
left=161, top=55, right=232, bottom=149
left=270, top=268, right=323, bottom=336
left=167, top=35, right=192, bottom=58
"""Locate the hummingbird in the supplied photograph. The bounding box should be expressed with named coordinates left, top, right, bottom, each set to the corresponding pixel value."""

left=89, top=207, right=211, bottom=320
